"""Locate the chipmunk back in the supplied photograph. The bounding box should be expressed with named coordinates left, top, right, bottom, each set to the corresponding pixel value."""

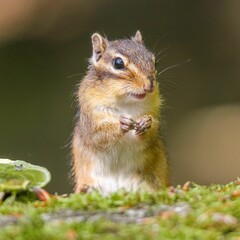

left=72, top=31, right=170, bottom=194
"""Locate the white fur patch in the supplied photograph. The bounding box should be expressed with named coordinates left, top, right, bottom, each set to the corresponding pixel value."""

left=91, top=174, right=141, bottom=195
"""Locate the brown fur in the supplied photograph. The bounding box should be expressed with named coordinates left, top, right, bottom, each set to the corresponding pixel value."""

left=72, top=31, right=170, bottom=193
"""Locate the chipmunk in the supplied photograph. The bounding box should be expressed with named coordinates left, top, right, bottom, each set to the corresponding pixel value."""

left=72, top=31, right=170, bottom=194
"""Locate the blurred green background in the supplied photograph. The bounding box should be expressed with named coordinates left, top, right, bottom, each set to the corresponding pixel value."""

left=0, top=0, right=240, bottom=193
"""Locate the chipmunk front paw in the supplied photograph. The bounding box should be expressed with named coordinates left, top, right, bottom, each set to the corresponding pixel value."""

left=119, top=114, right=137, bottom=133
left=135, top=115, right=152, bottom=135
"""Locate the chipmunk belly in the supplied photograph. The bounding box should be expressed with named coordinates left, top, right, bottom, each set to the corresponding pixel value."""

left=91, top=130, right=148, bottom=194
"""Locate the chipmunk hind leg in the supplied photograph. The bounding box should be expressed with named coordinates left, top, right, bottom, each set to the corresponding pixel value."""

left=72, top=133, right=95, bottom=193
left=140, top=147, right=170, bottom=191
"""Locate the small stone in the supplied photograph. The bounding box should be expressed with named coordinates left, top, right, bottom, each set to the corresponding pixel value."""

left=198, top=212, right=238, bottom=229
left=173, top=203, right=191, bottom=217
left=0, top=215, right=18, bottom=227
left=212, top=213, right=238, bottom=227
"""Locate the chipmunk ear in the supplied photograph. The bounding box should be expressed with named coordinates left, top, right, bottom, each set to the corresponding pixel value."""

left=132, top=30, right=143, bottom=43
left=91, top=33, right=108, bottom=62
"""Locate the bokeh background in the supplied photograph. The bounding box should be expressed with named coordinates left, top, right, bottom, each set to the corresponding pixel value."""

left=0, top=0, right=240, bottom=193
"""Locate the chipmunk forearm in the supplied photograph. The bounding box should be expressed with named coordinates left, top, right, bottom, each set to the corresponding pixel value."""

left=91, top=122, right=123, bottom=149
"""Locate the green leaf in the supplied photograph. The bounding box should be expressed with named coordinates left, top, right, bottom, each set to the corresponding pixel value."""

left=0, top=158, right=51, bottom=192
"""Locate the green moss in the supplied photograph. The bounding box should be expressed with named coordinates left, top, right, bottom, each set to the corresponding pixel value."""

left=1, top=182, right=240, bottom=239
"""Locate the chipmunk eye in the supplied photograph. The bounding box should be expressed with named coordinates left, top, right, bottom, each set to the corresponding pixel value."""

left=113, top=57, right=125, bottom=70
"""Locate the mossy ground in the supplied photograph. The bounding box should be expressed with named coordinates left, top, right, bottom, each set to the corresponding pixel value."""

left=1, top=181, right=240, bottom=240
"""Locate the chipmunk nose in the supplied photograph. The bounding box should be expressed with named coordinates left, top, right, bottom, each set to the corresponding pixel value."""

left=143, top=76, right=155, bottom=93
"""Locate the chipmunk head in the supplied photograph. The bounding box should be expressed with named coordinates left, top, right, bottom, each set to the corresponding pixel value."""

left=90, top=31, right=157, bottom=101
